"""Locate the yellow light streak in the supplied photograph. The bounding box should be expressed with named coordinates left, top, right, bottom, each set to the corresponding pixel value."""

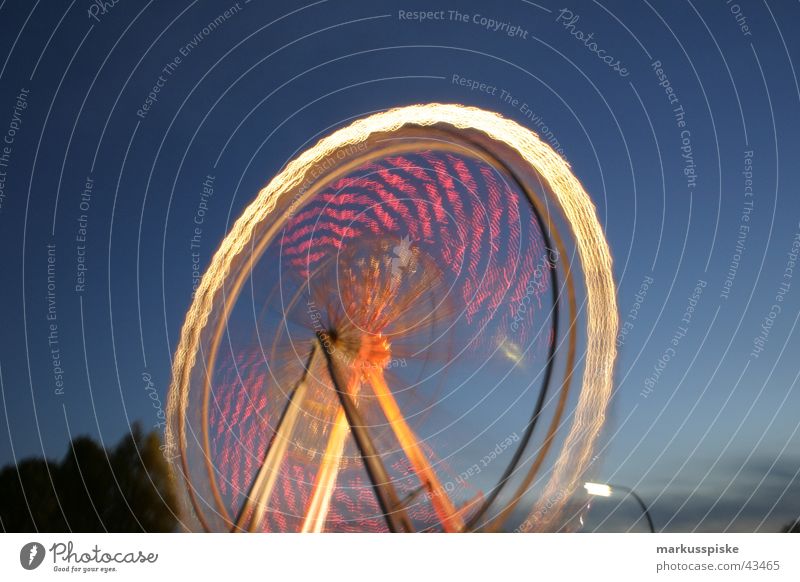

left=301, top=408, right=349, bottom=533
left=236, top=376, right=310, bottom=532
left=365, top=367, right=464, bottom=533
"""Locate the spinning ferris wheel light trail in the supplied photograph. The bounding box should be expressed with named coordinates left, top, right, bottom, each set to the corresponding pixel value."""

left=166, top=103, right=618, bottom=533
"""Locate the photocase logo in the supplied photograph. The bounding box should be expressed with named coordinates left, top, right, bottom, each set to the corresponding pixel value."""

left=19, top=542, right=45, bottom=570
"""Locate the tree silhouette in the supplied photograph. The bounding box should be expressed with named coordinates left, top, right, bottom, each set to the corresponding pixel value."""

left=0, top=423, right=178, bottom=532
left=784, top=519, right=800, bottom=533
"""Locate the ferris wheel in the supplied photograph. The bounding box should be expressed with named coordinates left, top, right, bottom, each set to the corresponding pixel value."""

left=166, top=104, right=617, bottom=533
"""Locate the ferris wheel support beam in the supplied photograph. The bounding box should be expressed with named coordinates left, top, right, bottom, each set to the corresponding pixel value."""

left=365, top=368, right=464, bottom=532
left=301, top=408, right=349, bottom=533
left=318, top=333, right=414, bottom=533
left=234, top=344, right=319, bottom=532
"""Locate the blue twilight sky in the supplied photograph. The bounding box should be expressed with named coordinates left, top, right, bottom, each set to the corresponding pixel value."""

left=0, top=0, right=799, bottom=532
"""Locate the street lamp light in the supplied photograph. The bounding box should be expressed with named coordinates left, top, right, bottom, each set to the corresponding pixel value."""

left=584, top=482, right=656, bottom=533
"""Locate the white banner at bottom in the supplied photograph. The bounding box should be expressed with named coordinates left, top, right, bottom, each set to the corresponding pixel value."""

left=0, top=533, right=797, bottom=581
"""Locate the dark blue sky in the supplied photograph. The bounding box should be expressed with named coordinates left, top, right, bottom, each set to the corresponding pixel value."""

left=1, top=0, right=799, bottom=532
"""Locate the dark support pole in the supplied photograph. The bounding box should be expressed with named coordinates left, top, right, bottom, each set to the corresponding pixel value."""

left=317, top=333, right=414, bottom=533
left=611, top=484, right=656, bottom=533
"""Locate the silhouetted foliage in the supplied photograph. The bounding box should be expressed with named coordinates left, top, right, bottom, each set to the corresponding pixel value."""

left=0, top=423, right=178, bottom=532
left=784, top=519, right=800, bottom=533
